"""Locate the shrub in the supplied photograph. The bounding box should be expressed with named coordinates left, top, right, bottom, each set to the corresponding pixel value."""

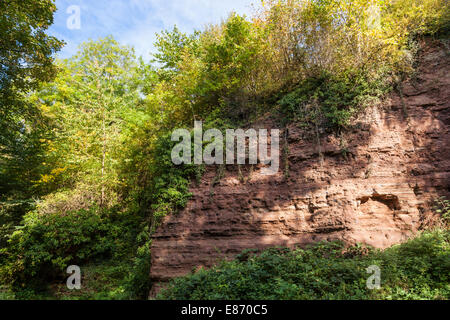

left=434, top=197, right=450, bottom=225
left=122, top=226, right=152, bottom=299
left=0, top=198, right=35, bottom=249
left=157, top=230, right=450, bottom=300
left=0, top=208, right=130, bottom=290
left=375, top=229, right=450, bottom=299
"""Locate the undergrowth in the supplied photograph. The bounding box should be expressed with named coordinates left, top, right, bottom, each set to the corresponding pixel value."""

left=157, top=229, right=450, bottom=300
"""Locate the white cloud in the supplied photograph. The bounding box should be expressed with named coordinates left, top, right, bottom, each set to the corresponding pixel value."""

left=49, top=0, right=259, bottom=61
left=120, top=0, right=258, bottom=60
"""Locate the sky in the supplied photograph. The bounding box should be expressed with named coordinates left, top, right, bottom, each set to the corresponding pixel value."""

left=48, top=0, right=259, bottom=61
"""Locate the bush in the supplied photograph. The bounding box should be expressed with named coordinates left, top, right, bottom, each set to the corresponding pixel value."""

left=122, top=226, right=152, bottom=299
left=0, top=207, right=133, bottom=291
left=376, top=230, right=450, bottom=299
left=434, top=197, right=450, bottom=225
left=157, top=230, right=450, bottom=300
left=0, top=198, right=35, bottom=249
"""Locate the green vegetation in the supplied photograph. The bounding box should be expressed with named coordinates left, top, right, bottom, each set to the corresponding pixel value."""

left=0, top=0, right=449, bottom=299
left=434, top=197, right=450, bottom=225
left=278, top=70, right=391, bottom=128
left=158, top=230, right=450, bottom=300
left=0, top=0, right=64, bottom=197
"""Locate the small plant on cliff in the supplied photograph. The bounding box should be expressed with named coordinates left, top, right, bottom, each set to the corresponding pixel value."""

left=434, top=196, right=450, bottom=226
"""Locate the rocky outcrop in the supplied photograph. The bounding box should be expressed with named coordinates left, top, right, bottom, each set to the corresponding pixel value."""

left=149, top=39, right=450, bottom=295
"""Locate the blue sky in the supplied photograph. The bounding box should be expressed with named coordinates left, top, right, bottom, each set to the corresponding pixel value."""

left=49, top=0, right=259, bottom=61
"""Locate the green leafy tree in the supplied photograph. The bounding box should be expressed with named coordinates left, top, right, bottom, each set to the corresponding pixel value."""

left=0, top=0, right=63, bottom=196
left=0, top=0, right=63, bottom=257
left=0, top=0, right=63, bottom=105
left=34, top=37, right=147, bottom=211
left=154, top=26, right=200, bottom=79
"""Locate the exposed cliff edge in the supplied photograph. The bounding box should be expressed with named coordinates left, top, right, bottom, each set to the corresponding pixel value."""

left=149, top=39, right=450, bottom=296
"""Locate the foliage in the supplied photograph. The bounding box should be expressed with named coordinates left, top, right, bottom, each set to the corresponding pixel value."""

left=31, top=37, right=148, bottom=210
left=0, top=1, right=64, bottom=283
left=122, top=226, right=152, bottom=299
left=0, top=0, right=63, bottom=197
left=376, top=229, right=450, bottom=299
left=278, top=69, right=390, bottom=128
left=0, top=0, right=63, bottom=120
left=0, top=199, right=35, bottom=249
left=0, top=208, right=137, bottom=290
left=154, top=26, right=200, bottom=79
left=148, top=0, right=449, bottom=128
left=2, top=260, right=135, bottom=300
left=434, top=197, right=450, bottom=226
left=0, top=0, right=63, bottom=94
left=0, top=37, right=157, bottom=299
left=271, top=0, right=449, bottom=129
left=146, top=132, right=195, bottom=225
left=157, top=230, right=450, bottom=300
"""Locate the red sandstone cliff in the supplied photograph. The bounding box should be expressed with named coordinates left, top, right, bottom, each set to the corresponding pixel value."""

left=149, top=39, right=450, bottom=295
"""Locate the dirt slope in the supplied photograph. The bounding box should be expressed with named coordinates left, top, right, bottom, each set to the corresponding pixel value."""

left=149, top=39, right=450, bottom=295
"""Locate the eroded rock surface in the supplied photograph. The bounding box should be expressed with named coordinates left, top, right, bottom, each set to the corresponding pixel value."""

left=150, top=39, right=450, bottom=295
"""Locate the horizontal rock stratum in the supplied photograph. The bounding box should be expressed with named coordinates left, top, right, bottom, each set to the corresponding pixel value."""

left=149, top=39, right=450, bottom=296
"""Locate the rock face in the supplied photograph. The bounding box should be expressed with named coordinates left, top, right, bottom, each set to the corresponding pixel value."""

left=149, top=39, right=450, bottom=295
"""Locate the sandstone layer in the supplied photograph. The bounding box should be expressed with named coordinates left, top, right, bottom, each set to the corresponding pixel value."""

left=150, top=39, right=450, bottom=295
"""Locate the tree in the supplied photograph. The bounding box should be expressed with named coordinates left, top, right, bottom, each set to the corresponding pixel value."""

left=0, top=0, right=63, bottom=97
left=34, top=37, right=148, bottom=211
left=153, top=26, right=200, bottom=78
left=0, top=0, right=63, bottom=197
